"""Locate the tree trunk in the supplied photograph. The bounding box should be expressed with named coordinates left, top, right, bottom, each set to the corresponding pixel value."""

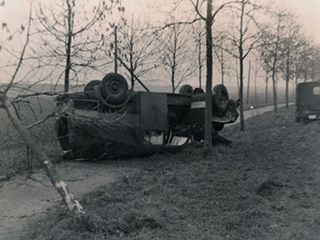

left=198, top=34, right=202, bottom=89
left=236, top=58, right=240, bottom=93
left=239, top=0, right=245, bottom=131
left=64, top=0, right=73, bottom=93
left=221, top=62, right=224, bottom=85
left=265, top=71, right=268, bottom=104
left=272, top=72, right=278, bottom=113
left=204, top=0, right=213, bottom=154
left=221, top=43, right=224, bottom=85
left=171, top=68, right=175, bottom=93
left=0, top=93, right=84, bottom=214
left=114, top=26, right=118, bottom=73
left=285, top=76, right=289, bottom=108
left=254, top=69, right=257, bottom=106
left=171, top=34, right=177, bottom=93
left=293, top=76, right=296, bottom=100
left=285, top=50, right=290, bottom=108
left=239, top=56, right=245, bottom=131
left=246, top=60, right=251, bottom=104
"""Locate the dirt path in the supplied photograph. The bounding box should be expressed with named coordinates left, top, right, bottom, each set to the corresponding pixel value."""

left=0, top=160, right=139, bottom=240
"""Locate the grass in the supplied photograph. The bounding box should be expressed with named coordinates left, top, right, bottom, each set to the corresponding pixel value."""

left=0, top=95, right=61, bottom=176
left=21, top=105, right=320, bottom=240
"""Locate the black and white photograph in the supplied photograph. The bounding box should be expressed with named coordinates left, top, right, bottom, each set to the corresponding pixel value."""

left=1, top=0, right=320, bottom=239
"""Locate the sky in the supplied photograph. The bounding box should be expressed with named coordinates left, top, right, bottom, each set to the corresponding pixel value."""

left=283, top=0, right=320, bottom=44
left=123, top=0, right=320, bottom=44
left=1, top=0, right=320, bottom=89
left=1, top=0, right=320, bottom=43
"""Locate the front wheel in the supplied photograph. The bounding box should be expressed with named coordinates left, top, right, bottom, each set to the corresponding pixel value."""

left=84, top=80, right=101, bottom=98
left=212, top=84, right=229, bottom=118
left=213, top=84, right=229, bottom=112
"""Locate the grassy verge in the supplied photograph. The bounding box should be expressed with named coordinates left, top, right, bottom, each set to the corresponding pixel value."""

left=21, top=106, right=320, bottom=239
left=0, top=97, right=61, bottom=177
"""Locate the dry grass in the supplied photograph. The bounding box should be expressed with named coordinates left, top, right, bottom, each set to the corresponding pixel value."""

left=0, top=96, right=62, bottom=176
left=22, top=106, right=320, bottom=240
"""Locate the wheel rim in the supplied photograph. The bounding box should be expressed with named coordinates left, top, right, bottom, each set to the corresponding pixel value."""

left=109, top=81, right=121, bottom=94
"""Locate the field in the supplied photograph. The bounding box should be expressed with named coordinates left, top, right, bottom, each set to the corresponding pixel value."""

left=0, top=95, right=60, bottom=176
left=3, top=105, right=315, bottom=240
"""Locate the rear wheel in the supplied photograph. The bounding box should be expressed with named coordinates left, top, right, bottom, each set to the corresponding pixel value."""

left=99, top=73, right=128, bottom=107
left=84, top=80, right=101, bottom=103
left=193, top=87, right=204, bottom=95
left=179, top=84, right=193, bottom=96
left=84, top=80, right=101, bottom=95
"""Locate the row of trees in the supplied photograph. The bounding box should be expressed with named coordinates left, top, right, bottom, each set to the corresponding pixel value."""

left=4, top=1, right=318, bottom=109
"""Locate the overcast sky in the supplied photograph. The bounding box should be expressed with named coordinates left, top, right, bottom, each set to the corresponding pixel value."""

left=1, top=0, right=320, bottom=89
left=123, top=0, right=320, bottom=43
left=283, top=0, right=320, bottom=43
left=1, top=0, right=320, bottom=42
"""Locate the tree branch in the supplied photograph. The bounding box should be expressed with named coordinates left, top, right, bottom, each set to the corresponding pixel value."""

left=4, top=3, right=32, bottom=94
left=26, top=111, right=55, bottom=129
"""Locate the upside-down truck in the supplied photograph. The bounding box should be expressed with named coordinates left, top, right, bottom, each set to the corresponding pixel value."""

left=55, top=73, right=240, bottom=159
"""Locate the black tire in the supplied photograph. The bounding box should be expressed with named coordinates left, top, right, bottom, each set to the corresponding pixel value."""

left=179, top=84, right=193, bottom=96
left=193, top=87, right=204, bottom=95
left=213, top=84, right=229, bottom=112
left=212, top=122, right=224, bottom=131
left=84, top=80, right=101, bottom=98
left=99, top=73, right=128, bottom=106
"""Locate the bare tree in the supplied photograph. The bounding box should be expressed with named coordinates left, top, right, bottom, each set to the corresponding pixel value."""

left=306, top=46, right=320, bottom=82
left=204, top=0, right=213, bottom=153
left=213, top=32, right=232, bottom=85
left=160, top=0, right=260, bottom=147
left=192, top=21, right=205, bottom=88
left=260, top=11, right=290, bottom=113
left=34, top=0, right=123, bottom=92
left=252, top=57, right=262, bottom=106
left=190, top=0, right=244, bottom=152
left=261, top=48, right=272, bottom=104
left=223, top=0, right=266, bottom=130
left=0, top=2, right=84, bottom=215
left=115, top=16, right=159, bottom=89
left=277, top=14, right=301, bottom=108
left=160, top=24, right=195, bottom=93
left=246, top=60, right=251, bottom=104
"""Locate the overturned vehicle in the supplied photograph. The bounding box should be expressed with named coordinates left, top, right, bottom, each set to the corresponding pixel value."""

left=55, top=73, right=240, bottom=159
